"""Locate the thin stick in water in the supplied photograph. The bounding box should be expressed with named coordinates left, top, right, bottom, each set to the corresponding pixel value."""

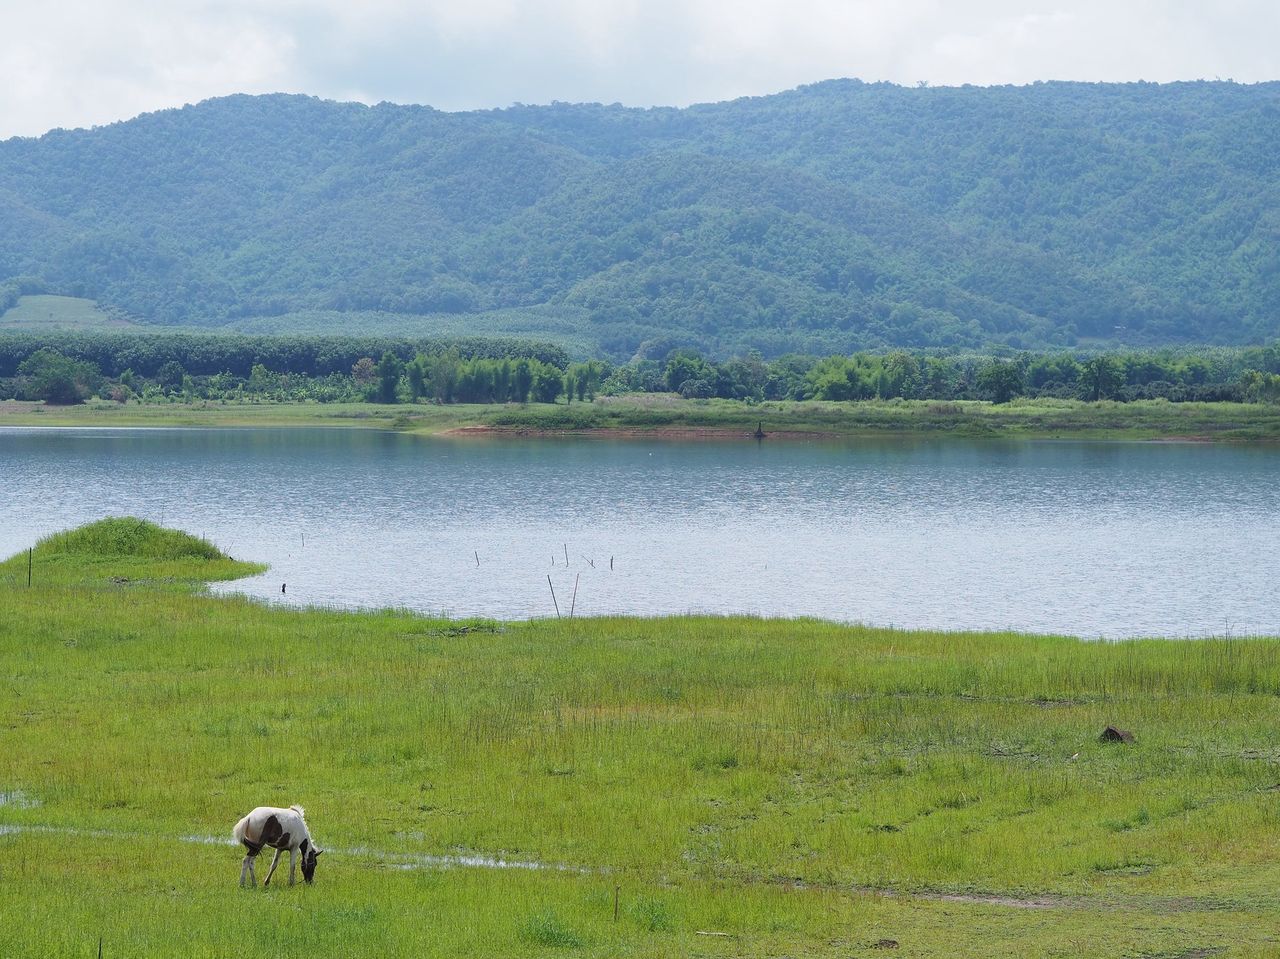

left=563, top=543, right=569, bottom=566
left=475, top=550, right=480, bottom=567
left=547, top=575, right=560, bottom=618
left=570, top=572, right=580, bottom=618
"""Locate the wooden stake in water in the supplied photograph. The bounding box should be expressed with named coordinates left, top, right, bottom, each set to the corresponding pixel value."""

left=563, top=543, right=569, bottom=566
left=547, top=575, right=561, bottom=618
left=475, top=550, right=480, bottom=567
left=570, top=573, right=580, bottom=618
left=610, top=556, right=614, bottom=571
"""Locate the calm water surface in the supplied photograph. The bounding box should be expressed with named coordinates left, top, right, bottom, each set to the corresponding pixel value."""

left=2, top=427, right=1277, bottom=638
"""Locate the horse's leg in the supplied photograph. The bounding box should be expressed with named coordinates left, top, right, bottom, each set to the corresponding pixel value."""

left=262, top=848, right=284, bottom=886
left=288, top=849, right=297, bottom=886
left=240, top=854, right=252, bottom=887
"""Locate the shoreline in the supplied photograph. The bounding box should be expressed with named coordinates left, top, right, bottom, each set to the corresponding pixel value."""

left=2, top=396, right=1278, bottom=443
left=442, top=424, right=836, bottom=441
left=443, top=423, right=1230, bottom=444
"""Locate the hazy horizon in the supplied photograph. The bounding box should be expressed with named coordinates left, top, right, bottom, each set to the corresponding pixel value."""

left=2, top=1, right=1276, bottom=138
left=11, top=75, right=1280, bottom=142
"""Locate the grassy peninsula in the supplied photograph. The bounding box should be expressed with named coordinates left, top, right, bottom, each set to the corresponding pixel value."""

left=4, top=393, right=1280, bottom=442
left=3, top=520, right=1280, bottom=956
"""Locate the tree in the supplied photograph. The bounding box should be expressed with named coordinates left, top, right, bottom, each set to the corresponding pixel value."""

left=1078, top=356, right=1124, bottom=401
left=374, top=352, right=404, bottom=403
left=513, top=359, right=533, bottom=404
left=531, top=363, right=564, bottom=403
left=494, top=360, right=512, bottom=403
left=352, top=357, right=376, bottom=386
left=805, top=356, right=875, bottom=401
left=1242, top=370, right=1280, bottom=404
left=880, top=351, right=922, bottom=399
left=679, top=378, right=714, bottom=399
left=719, top=351, right=767, bottom=400
left=155, top=360, right=185, bottom=395
left=247, top=363, right=276, bottom=394
left=428, top=352, right=460, bottom=403
left=664, top=351, right=715, bottom=393
left=976, top=361, right=1024, bottom=404
left=406, top=356, right=427, bottom=400
left=18, top=349, right=102, bottom=405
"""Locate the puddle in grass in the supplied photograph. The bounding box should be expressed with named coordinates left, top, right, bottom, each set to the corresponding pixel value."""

left=0, top=822, right=1173, bottom=911
left=0, top=790, right=40, bottom=809
left=0, top=823, right=569, bottom=873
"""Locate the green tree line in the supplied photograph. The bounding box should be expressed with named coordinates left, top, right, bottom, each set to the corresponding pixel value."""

left=0, top=332, right=569, bottom=379
left=7, top=338, right=1280, bottom=406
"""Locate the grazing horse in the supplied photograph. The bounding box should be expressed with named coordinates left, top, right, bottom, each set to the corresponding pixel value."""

left=233, top=805, right=322, bottom=887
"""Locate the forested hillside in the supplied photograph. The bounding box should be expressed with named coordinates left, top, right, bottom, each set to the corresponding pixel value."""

left=1, top=80, right=1277, bottom=357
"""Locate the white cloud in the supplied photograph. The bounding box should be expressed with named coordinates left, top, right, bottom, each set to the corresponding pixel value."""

left=0, top=0, right=1276, bottom=138
left=0, top=1, right=296, bottom=136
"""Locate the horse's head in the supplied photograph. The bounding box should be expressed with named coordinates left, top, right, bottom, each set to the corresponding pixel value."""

left=301, top=842, right=323, bottom=884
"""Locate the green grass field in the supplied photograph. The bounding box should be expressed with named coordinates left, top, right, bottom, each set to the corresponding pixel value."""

left=4, top=392, right=1280, bottom=442
left=0, top=295, right=143, bottom=331
left=3, top=521, right=1280, bottom=956
left=219, top=305, right=602, bottom=357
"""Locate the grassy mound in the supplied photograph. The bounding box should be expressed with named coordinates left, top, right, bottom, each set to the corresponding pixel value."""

left=40, top=517, right=225, bottom=559
left=1, top=517, right=264, bottom=588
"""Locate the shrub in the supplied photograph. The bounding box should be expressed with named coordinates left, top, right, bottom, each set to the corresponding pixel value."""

left=17, top=349, right=102, bottom=404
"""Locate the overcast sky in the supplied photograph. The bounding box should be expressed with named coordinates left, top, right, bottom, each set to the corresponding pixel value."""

left=2, top=1, right=1276, bottom=138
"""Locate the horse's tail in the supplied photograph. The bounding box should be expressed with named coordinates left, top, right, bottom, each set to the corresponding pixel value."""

left=289, top=805, right=306, bottom=819
left=232, top=813, right=251, bottom=844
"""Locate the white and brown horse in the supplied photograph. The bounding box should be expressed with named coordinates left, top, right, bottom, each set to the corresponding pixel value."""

left=233, top=805, right=322, bottom=887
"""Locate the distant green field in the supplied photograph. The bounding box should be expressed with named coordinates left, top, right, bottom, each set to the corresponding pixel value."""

left=0, top=295, right=143, bottom=330
left=3, top=520, right=1280, bottom=956
left=218, top=305, right=600, bottom=358
left=0, top=297, right=597, bottom=354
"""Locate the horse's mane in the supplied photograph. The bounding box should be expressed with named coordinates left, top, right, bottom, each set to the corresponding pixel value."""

left=290, top=805, right=306, bottom=819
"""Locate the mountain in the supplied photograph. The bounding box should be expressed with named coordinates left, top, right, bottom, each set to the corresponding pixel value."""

left=1, top=80, right=1277, bottom=357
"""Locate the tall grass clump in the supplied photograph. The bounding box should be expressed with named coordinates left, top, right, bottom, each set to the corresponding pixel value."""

left=42, top=517, right=224, bottom=560
left=0, top=516, right=264, bottom=588
left=520, top=909, right=583, bottom=948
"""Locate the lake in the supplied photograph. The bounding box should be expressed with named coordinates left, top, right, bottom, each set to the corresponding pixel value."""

left=1, top=426, right=1277, bottom=638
